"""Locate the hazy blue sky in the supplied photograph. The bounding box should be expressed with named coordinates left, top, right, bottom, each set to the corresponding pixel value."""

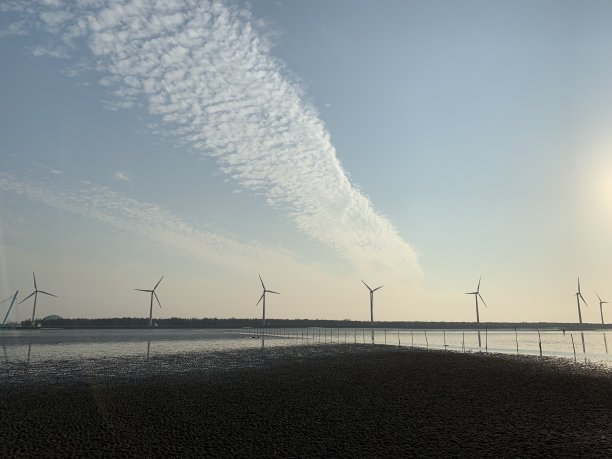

left=1, top=0, right=612, bottom=323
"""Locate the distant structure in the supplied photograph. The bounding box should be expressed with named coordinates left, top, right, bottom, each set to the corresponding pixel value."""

left=465, top=278, right=487, bottom=349
left=575, top=277, right=588, bottom=353
left=361, top=280, right=383, bottom=344
left=135, top=276, right=164, bottom=327
left=18, top=273, right=57, bottom=328
left=41, top=315, right=63, bottom=321
left=256, top=274, right=279, bottom=328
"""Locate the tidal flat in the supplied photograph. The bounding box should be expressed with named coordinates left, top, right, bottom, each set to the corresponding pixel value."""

left=1, top=344, right=611, bottom=457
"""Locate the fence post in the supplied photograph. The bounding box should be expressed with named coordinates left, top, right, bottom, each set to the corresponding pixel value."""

left=443, top=330, right=447, bottom=349
left=462, top=331, right=465, bottom=352
left=515, top=327, right=519, bottom=354
left=424, top=330, right=428, bottom=350
left=571, top=333, right=577, bottom=363
left=538, top=330, right=542, bottom=357
left=485, top=327, right=488, bottom=353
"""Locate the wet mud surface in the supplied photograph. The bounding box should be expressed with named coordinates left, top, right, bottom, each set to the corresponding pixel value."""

left=1, top=345, right=611, bottom=457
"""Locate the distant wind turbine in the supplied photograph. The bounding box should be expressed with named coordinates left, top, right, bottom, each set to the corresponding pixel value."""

left=135, top=276, right=164, bottom=327
left=18, top=273, right=57, bottom=328
left=465, top=277, right=487, bottom=349
left=256, top=274, right=279, bottom=328
left=1, top=290, right=19, bottom=327
left=575, top=277, right=588, bottom=353
left=362, top=280, right=383, bottom=344
left=597, top=292, right=608, bottom=353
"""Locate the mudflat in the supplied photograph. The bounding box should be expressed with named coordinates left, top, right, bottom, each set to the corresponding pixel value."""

left=1, top=345, right=611, bottom=457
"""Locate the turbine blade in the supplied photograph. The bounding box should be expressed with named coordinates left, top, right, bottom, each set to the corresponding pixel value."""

left=38, top=291, right=57, bottom=298
left=577, top=277, right=581, bottom=294
left=258, top=274, right=266, bottom=290
left=0, top=294, right=14, bottom=305
left=256, top=293, right=264, bottom=306
left=478, top=292, right=487, bottom=308
left=373, top=285, right=383, bottom=292
left=361, top=280, right=372, bottom=291
left=267, top=290, right=280, bottom=294
left=597, top=292, right=602, bottom=303
left=154, top=292, right=162, bottom=308
left=154, top=276, right=164, bottom=291
left=33, top=272, right=37, bottom=290
left=135, top=289, right=153, bottom=292
left=580, top=293, right=588, bottom=307
left=18, top=291, right=35, bottom=304
left=465, top=292, right=477, bottom=295
left=477, top=277, right=481, bottom=293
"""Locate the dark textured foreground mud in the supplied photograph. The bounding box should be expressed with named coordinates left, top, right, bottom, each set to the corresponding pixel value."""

left=1, top=345, right=612, bottom=457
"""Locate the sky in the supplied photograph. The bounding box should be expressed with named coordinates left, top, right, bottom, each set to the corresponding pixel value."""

left=1, top=0, right=612, bottom=324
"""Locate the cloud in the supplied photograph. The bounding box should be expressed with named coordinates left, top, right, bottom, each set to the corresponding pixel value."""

left=0, top=172, right=294, bottom=269
left=1, top=0, right=421, bottom=276
left=30, top=160, right=62, bottom=175
left=113, top=170, right=131, bottom=182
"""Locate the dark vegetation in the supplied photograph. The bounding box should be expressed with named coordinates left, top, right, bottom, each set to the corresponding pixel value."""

left=23, top=317, right=612, bottom=330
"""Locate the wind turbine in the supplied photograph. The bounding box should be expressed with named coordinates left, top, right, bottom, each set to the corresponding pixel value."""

left=362, top=280, right=383, bottom=344
left=135, top=276, right=164, bottom=327
left=1, top=290, right=19, bottom=327
left=465, top=277, right=487, bottom=349
left=575, top=277, right=588, bottom=353
left=18, top=273, right=57, bottom=328
left=256, top=274, right=279, bottom=328
left=597, top=292, right=608, bottom=353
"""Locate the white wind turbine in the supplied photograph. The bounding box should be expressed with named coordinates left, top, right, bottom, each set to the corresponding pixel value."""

left=362, top=280, right=383, bottom=344
left=256, top=274, right=279, bottom=328
left=575, top=277, right=588, bottom=353
left=135, top=276, right=164, bottom=327
left=1, top=290, right=19, bottom=327
left=18, top=273, right=57, bottom=328
left=465, top=277, right=487, bottom=349
left=597, top=292, right=608, bottom=353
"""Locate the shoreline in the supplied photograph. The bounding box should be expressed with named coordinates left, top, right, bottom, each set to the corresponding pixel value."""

left=1, top=345, right=611, bottom=456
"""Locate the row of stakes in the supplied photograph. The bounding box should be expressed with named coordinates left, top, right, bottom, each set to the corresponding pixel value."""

left=231, top=327, right=592, bottom=363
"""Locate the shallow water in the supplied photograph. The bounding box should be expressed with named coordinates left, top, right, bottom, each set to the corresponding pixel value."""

left=1, top=327, right=610, bottom=367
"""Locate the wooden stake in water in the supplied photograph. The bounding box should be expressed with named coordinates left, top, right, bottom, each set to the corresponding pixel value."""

left=515, top=327, right=519, bottom=354
left=443, top=330, right=447, bottom=349
left=571, top=333, right=577, bottom=363
left=385, top=329, right=387, bottom=345
left=411, top=330, right=414, bottom=347
left=462, top=331, right=465, bottom=352
left=424, top=330, right=429, bottom=350
left=485, top=327, right=488, bottom=353
left=538, top=330, right=542, bottom=357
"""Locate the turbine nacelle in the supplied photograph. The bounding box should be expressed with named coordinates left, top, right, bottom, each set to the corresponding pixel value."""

left=576, top=277, right=588, bottom=307
left=465, top=277, right=487, bottom=308
left=361, top=280, right=383, bottom=293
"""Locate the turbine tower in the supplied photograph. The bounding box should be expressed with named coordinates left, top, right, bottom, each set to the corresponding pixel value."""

left=597, top=292, right=608, bottom=353
left=465, top=277, right=487, bottom=349
left=362, top=280, right=383, bottom=344
left=256, top=274, right=279, bottom=328
left=597, top=292, right=608, bottom=328
left=18, top=273, right=56, bottom=328
left=1, top=290, right=19, bottom=327
left=135, top=276, right=164, bottom=327
left=575, top=277, right=588, bottom=353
